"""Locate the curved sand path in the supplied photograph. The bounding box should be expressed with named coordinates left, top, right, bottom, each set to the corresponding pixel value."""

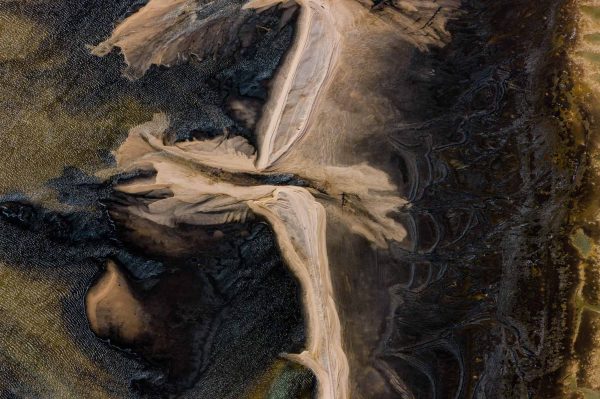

left=89, top=0, right=458, bottom=396
left=111, top=116, right=352, bottom=398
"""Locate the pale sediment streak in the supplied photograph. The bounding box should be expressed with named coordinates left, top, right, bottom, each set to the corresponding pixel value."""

left=90, top=0, right=418, bottom=397
left=90, top=0, right=256, bottom=79
left=248, top=188, right=348, bottom=399
left=110, top=115, right=406, bottom=398
left=244, top=0, right=342, bottom=170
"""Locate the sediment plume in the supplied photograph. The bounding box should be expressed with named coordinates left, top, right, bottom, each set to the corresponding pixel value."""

left=1, top=0, right=594, bottom=397
left=91, top=0, right=253, bottom=79
left=90, top=0, right=459, bottom=397
left=108, top=112, right=407, bottom=398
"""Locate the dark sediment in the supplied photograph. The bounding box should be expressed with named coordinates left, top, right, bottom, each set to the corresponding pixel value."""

left=0, top=0, right=308, bottom=395
left=0, top=168, right=310, bottom=397
left=353, top=0, right=589, bottom=397
left=0, top=0, right=596, bottom=398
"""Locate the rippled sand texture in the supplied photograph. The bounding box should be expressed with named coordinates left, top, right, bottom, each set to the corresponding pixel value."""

left=3, top=0, right=600, bottom=398
left=0, top=9, right=151, bottom=202
left=0, top=0, right=308, bottom=397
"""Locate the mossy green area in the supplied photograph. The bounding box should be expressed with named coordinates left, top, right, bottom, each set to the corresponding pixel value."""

left=245, top=360, right=315, bottom=399
left=265, top=361, right=315, bottom=399
left=0, top=12, right=155, bottom=201
left=581, top=5, right=600, bottom=21
left=581, top=387, right=600, bottom=399
left=571, top=228, right=594, bottom=259
left=0, top=263, right=125, bottom=398
left=584, top=33, right=600, bottom=44
left=555, top=1, right=600, bottom=396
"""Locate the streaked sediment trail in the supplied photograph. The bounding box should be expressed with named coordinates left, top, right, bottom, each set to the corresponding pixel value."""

left=91, top=0, right=458, bottom=397
left=106, top=113, right=402, bottom=398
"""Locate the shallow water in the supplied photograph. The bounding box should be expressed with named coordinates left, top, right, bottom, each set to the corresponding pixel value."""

left=1, top=0, right=600, bottom=398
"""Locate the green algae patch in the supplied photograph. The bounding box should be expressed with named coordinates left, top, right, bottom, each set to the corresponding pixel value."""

left=581, top=5, right=600, bottom=21
left=585, top=33, right=600, bottom=44
left=245, top=360, right=315, bottom=399
left=0, top=13, right=156, bottom=202
left=0, top=81, right=154, bottom=200
left=581, top=388, right=600, bottom=399
left=582, top=50, right=600, bottom=64
left=572, top=228, right=595, bottom=259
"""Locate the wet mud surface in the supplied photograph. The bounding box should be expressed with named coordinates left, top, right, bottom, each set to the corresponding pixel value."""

left=0, top=172, right=311, bottom=397
left=0, top=0, right=599, bottom=398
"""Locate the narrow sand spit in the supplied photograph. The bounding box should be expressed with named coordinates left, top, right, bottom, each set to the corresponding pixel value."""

left=243, top=0, right=346, bottom=169
left=91, top=0, right=458, bottom=397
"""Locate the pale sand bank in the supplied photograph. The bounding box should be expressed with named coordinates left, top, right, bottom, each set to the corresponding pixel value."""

left=90, top=0, right=460, bottom=397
